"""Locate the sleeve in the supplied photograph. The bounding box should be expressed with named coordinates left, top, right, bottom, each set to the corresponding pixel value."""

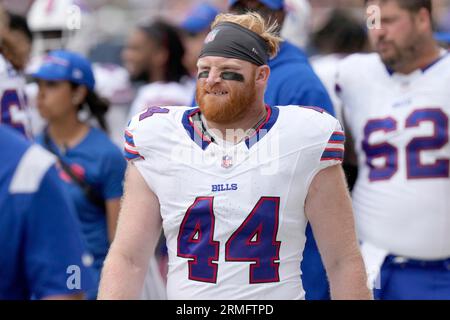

left=24, top=165, right=95, bottom=299
left=318, top=120, right=345, bottom=169
left=124, top=106, right=173, bottom=162
left=101, top=145, right=126, bottom=200
left=123, top=118, right=144, bottom=162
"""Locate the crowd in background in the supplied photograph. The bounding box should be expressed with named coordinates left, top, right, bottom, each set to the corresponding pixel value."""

left=1, top=0, right=450, bottom=300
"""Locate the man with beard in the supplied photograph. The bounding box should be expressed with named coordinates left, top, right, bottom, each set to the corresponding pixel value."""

left=98, top=12, right=371, bottom=300
left=336, top=0, right=450, bottom=299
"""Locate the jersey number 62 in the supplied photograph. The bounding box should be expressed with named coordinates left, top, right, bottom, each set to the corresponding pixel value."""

left=363, top=108, right=449, bottom=181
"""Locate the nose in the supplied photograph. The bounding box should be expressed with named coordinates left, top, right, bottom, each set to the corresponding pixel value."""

left=205, top=69, right=222, bottom=88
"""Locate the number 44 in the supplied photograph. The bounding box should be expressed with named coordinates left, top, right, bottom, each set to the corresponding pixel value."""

left=177, top=197, right=281, bottom=284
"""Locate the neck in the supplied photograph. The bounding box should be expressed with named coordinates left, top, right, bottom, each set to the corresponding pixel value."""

left=204, top=101, right=267, bottom=143
left=148, top=68, right=166, bottom=83
left=394, top=40, right=442, bottom=74
left=48, top=116, right=88, bottom=149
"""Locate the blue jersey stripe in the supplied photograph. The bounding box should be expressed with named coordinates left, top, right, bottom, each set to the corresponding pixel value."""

left=124, top=131, right=135, bottom=147
left=124, top=149, right=141, bottom=160
left=329, top=133, right=345, bottom=142
left=321, top=150, right=344, bottom=160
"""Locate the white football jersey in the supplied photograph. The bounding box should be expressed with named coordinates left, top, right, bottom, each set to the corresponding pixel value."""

left=337, top=51, right=450, bottom=260
left=124, top=105, right=344, bottom=300
left=311, top=54, right=346, bottom=123
left=0, top=54, right=32, bottom=138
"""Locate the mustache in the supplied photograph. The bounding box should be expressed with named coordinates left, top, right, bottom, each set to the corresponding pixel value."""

left=200, top=82, right=230, bottom=93
left=196, top=82, right=255, bottom=124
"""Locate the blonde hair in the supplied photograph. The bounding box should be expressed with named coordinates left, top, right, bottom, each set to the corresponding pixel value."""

left=211, top=12, right=282, bottom=58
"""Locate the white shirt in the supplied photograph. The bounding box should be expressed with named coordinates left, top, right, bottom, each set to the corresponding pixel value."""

left=337, top=51, right=450, bottom=260
left=125, top=105, right=344, bottom=299
left=0, top=54, right=32, bottom=138
left=311, top=53, right=346, bottom=123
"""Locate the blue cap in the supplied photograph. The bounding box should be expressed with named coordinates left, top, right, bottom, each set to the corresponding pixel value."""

left=228, top=0, right=284, bottom=10
left=32, top=50, right=95, bottom=91
left=181, top=3, right=219, bottom=34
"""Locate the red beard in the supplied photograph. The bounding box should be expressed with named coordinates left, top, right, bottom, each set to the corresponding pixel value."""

left=196, top=77, right=256, bottom=124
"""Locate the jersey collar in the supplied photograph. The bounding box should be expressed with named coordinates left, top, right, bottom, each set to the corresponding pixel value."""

left=181, top=105, right=279, bottom=150
left=385, top=49, right=449, bottom=76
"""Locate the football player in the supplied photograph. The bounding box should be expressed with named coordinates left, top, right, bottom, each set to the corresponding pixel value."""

left=98, top=12, right=371, bottom=300
left=336, top=0, right=450, bottom=299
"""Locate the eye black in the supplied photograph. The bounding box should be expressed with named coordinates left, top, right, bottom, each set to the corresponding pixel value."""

left=221, top=71, right=244, bottom=82
left=198, top=71, right=209, bottom=79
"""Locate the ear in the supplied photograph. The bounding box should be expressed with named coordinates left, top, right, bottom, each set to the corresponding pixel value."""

left=72, top=85, right=88, bottom=106
left=255, top=65, right=270, bottom=85
left=416, top=7, right=432, bottom=33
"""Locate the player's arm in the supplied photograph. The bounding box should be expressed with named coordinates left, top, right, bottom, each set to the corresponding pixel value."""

left=305, top=164, right=372, bottom=300
left=98, top=163, right=162, bottom=300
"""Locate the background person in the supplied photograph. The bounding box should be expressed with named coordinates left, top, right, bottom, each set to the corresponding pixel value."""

left=32, top=50, right=126, bottom=299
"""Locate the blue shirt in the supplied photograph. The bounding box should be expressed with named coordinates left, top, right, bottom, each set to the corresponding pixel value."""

left=36, top=127, right=126, bottom=273
left=0, top=125, right=94, bottom=300
left=266, top=41, right=334, bottom=115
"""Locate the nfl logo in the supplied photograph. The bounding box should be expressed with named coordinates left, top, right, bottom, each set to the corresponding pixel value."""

left=222, top=155, right=233, bottom=169
left=204, top=29, right=220, bottom=44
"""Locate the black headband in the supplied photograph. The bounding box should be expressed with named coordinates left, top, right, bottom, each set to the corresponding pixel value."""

left=199, top=22, right=270, bottom=66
